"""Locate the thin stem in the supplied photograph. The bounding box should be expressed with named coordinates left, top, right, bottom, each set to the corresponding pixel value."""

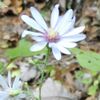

left=44, top=47, right=50, bottom=65
left=39, top=85, right=41, bottom=100
left=39, top=70, right=44, bottom=100
left=38, top=47, right=50, bottom=100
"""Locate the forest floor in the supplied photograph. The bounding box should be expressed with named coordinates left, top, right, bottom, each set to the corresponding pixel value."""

left=0, top=0, right=100, bottom=100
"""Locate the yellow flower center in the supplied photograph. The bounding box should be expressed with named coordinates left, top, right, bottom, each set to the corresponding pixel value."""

left=9, top=89, right=21, bottom=96
left=44, top=28, right=60, bottom=42
left=48, top=28, right=57, bottom=39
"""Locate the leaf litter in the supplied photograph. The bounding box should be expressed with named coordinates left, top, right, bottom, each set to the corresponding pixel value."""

left=0, top=0, right=100, bottom=100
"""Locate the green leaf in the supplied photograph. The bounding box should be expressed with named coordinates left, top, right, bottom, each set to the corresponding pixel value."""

left=5, top=39, right=47, bottom=59
left=82, top=78, right=92, bottom=85
left=75, top=71, right=92, bottom=85
left=75, top=71, right=84, bottom=78
left=71, top=48, right=100, bottom=73
left=88, top=85, right=98, bottom=95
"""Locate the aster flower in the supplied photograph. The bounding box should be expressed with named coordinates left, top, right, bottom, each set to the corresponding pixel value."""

left=21, top=4, right=86, bottom=60
left=0, top=72, right=25, bottom=100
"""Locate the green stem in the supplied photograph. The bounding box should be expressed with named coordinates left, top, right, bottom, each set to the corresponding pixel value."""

left=39, top=85, right=41, bottom=100
left=45, top=47, right=50, bottom=65
left=39, top=47, right=50, bottom=100
left=39, top=70, right=44, bottom=100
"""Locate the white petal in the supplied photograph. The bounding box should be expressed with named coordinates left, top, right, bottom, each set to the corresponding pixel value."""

left=0, top=75, right=8, bottom=89
left=56, top=45, right=71, bottom=55
left=62, top=34, right=86, bottom=42
left=63, top=26, right=85, bottom=37
left=16, top=93, right=26, bottom=99
left=30, top=42, right=47, bottom=51
left=32, top=36, right=45, bottom=42
left=52, top=47, right=61, bottom=60
left=49, top=43, right=61, bottom=60
left=51, top=4, right=59, bottom=28
left=30, top=7, right=48, bottom=31
left=59, top=16, right=76, bottom=35
left=56, top=15, right=63, bottom=25
left=55, top=9, right=73, bottom=33
left=57, top=40, right=77, bottom=48
left=22, top=30, right=43, bottom=38
left=21, top=15, right=45, bottom=33
left=0, top=91, right=9, bottom=100
left=8, top=71, right=11, bottom=88
left=13, top=76, right=21, bottom=89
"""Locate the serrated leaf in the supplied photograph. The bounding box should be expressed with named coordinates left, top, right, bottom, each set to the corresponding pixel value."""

left=71, top=48, right=100, bottom=73
left=5, top=39, right=47, bottom=59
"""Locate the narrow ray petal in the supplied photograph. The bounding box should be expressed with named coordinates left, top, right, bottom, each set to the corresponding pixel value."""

left=57, top=41, right=77, bottom=48
left=22, top=30, right=43, bottom=38
left=56, top=45, right=71, bottom=55
left=62, top=34, right=86, bottom=42
left=0, top=91, right=9, bottom=100
left=55, top=15, right=63, bottom=25
left=32, top=36, right=45, bottom=42
left=8, top=71, right=11, bottom=88
left=21, top=15, right=45, bottom=33
left=16, top=93, right=26, bottom=99
left=0, top=75, right=8, bottom=89
left=59, top=16, right=76, bottom=35
left=63, top=26, right=85, bottom=37
left=13, top=76, right=21, bottom=89
left=55, top=9, right=73, bottom=32
left=51, top=4, right=59, bottom=28
left=30, top=7, right=48, bottom=31
left=49, top=43, right=61, bottom=60
left=30, top=42, right=47, bottom=51
left=52, top=47, right=61, bottom=60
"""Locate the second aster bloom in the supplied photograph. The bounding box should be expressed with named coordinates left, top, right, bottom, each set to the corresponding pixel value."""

left=0, top=72, right=25, bottom=100
left=21, top=4, right=86, bottom=60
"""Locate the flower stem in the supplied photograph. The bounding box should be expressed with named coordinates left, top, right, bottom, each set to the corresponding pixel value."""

left=39, top=70, right=44, bottom=100
left=45, top=46, right=50, bottom=64
left=39, top=47, right=50, bottom=100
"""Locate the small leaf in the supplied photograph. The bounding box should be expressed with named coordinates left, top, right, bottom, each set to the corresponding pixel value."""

left=71, top=48, right=100, bottom=73
left=75, top=71, right=92, bottom=85
left=75, top=71, right=84, bottom=79
left=88, top=85, right=98, bottom=95
left=82, top=78, right=92, bottom=85
left=93, top=80, right=99, bottom=86
left=5, top=39, right=47, bottom=59
left=44, top=65, right=55, bottom=77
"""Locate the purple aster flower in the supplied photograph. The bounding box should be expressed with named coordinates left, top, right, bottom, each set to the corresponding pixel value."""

left=21, top=4, right=86, bottom=60
left=0, top=72, right=25, bottom=100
